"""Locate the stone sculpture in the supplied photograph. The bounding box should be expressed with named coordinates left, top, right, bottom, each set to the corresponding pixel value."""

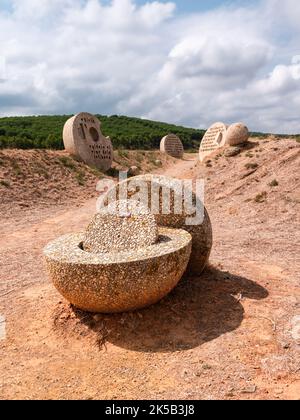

left=225, top=123, right=249, bottom=146
left=100, top=174, right=213, bottom=276
left=160, top=134, right=184, bottom=159
left=44, top=200, right=192, bottom=313
left=199, top=122, right=227, bottom=162
left=63, top=112, right=113, bottom=171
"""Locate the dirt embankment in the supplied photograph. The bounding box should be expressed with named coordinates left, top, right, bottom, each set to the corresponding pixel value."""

left=0, top=137, right=299, bottom=400
left=0, top=149, right=175, bottom=229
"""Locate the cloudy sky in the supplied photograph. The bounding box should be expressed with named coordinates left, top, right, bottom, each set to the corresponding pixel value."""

left=0, top=0, right=300, bottom=133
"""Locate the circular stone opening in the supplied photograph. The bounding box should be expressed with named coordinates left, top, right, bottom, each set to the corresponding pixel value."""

left=216, top=132, right=223, bottom=145
left=89, top=127, right=99, bottom=142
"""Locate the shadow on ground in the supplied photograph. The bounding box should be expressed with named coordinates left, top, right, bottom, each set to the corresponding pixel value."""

left=241, top=140, right=259, bottom=150
left=54, top=266, right=268, bottom=353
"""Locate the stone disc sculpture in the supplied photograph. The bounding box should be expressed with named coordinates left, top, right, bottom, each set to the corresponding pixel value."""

left=160, top=134, right=184, bottom=159
left=225, top=123, right=249, bottom=146
left=44, top=200, right=192, bottom=313
left=199, top=122, right=227, bottom=162
left=99, top=174, right=213, bottom=276
left=63, top=112, right=113, bottom=172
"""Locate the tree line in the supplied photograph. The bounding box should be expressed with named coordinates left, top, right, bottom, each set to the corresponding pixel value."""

left=0, top=115, right=205, bottom=151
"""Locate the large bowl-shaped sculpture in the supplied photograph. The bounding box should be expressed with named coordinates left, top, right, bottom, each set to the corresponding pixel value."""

left=44, top=228, right=192, bottom=313
left=99, top=174, right=213, bottom=276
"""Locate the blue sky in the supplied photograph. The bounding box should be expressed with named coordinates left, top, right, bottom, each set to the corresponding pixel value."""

left=0, top=0, right=11, bottom=11
left=148, top=0, right=260, bottom=13
left=0, top=1, right=259, bottom=13
left=0, top=0, right=300, bottom=133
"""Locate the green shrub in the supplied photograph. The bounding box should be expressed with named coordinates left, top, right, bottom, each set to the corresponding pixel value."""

left=11, top=160, right=23, bottom=176
left=118, top=150, right=129, bottom=159
left=88, top=166, right=104, bottom=179
left=245, top=162, right=258, bottom=170
left=57, top=156, right=76, bottom=170
left=254, top=192, right=267, bottom=203
left=269, top=179, right=279, bottom=187
left=75, top=171, right=85, bottom=186
left=0, top=180, right=10, bottom=188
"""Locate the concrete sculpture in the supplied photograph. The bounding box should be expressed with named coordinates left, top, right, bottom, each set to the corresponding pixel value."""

left=160, top=134, right=184, bottom=159
left=63, top=112, right=113, bottom=171
left=225, top=123, right=249, bottom=146
left=100, top=174, right=213, bottom=276
left=44, top=200, right=192, bottom=313
left=199, top=122, right=227, bottom=162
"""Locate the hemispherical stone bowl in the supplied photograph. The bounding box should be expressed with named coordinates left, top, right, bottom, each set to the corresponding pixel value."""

left=44, top=227, right=192, bottom=313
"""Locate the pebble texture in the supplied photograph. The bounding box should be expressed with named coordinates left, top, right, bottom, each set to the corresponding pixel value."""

left=100, top=174, right=213, bottom=275
left=44, top=228, right=192, bottom=313
left=225, top=123, right=249, bottom=146
left=84, top=200, right=158, bottom=253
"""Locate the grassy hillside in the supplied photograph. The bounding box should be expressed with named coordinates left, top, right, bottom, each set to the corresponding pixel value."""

left=0, top=115, right=205, bottom=151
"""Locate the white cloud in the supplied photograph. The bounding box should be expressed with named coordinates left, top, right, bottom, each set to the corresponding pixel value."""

left=138, top=1, right=176, bottom=27
left=0, top=0, right=300, bottom=133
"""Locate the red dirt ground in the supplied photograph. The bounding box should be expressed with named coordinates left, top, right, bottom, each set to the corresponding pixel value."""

left=0, top=138, right=299, bottom=400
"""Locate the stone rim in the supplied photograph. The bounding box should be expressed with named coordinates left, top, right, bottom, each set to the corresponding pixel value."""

left=44, top=227, right=192, bottom=313
left=44, top=227, right=192, bottom=266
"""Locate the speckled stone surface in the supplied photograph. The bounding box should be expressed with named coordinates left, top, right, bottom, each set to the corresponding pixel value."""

left=100, top=174, right=213, bottom=275
left=160, top=134, right=184, bottom=159
left=225, top=123, right=249, bottom=146
left=44, top=228, right=192, bottom=313
left=199, top=122, right=227, bottom=162
left=84, top=200, right=158, bottom=253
